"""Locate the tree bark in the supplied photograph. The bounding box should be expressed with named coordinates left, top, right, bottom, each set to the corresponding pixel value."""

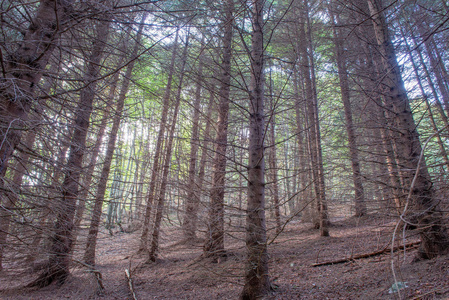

left=148, top=32, right=189, bottom=262
left=330, top=4, right=366, bottom=217
left=139, top=27, right=179, bottom=252
left=183, top=39, right=205, bottom=240
left=241, top=0, right=270, bottom=298
left=194, top=89, right=216, bottom=221
left=203, top=0, right=234, bottom=258
left=298, top=2, right=329, bottom=236
left=0, top=0, right=73, bottom=270
left=83, top=13, right=147, bottom=266
left=32, top=16, right=111, bottom=286
left=367, top=0, right=449, bottom=259
left=410, top=34, right=449, bottom=133
left=402, top=28, right=449, bottom=171
left=267, top=70, right=281, bottom=234
left=73, top=70, right=121, bottom=232
left=293, top=69, right=314, bottom=222
left=0, top=0, right=73, bottom=180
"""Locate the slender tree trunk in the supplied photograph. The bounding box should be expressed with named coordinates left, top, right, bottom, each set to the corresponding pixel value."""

left=430, top=39, right=449, bottom=89
left=420, top=34, right=449, bottom=115
left=195, top=89, right=216, bottom=220
left=148, top=33, right=189, bottom=262
left=83, top=14, right=147, bottom=266
left=135, top=129, right=152, bottom=222
left=282, top=126, right=293, bottom=214
left=183, top=39, right=205, bottom=240
left=305, top=0, right=329, bottom=235
left=293, top=69, right=311, bottom=221
left=203, top=0, right=234, bottom=258
left=368, top=0, right=449, bottom=259
left=32, top=17, right=111, bottom=286
left=73, top=70, right=121, bottom=231
left=402, top=30, right=449, bottom=170
left=267, top=71, right=281, bottom=234
left=298, top=3, right=329, bottom=236
left=410, top=35, right=449, bottom=132
left=241, top=0, right=270, bottom=298
left=139, top=28, right=180, bottom=252
left=330, top=5, right=366, bottom=216
left=268, top=119, right=281, bottom=234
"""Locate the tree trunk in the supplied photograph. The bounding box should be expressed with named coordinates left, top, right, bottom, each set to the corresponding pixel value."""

left=0, top=0, right=73, bottom=180
left=330, top=5, right=366, bottom=216
left=83, top=14, right=147, bottom=266
left=367, top=0, right=449, bottom=259
left=410, top=34, right=449, bottom=133
left=402, top=29, right=449, bottom=171
left=148, top=32, right=189, bottom=262
left=267, top=70, right=281, bottom=234
left=139, top=28, right=180, bottom=252
left=135, top=127, right=152, bottom=222
left=355, top=20, right=405, bottom=213
left=298, top=2, right=329, bottom=236
left=293, top=69, right=313, bottom=222
left=420, top=34, right=449, bottom=115
left=0, top=0, right=73, bottom=269
left=183, top=39, right=205, bottom=240
left=195, top=89, right=216, bottom=221
left=32, top=16, right=111, bottom=286
left=241, top=0, right=270, bottom=298
left=203, top=0, right=234, bottom=258
left=73, top=70, right=121, bottom=232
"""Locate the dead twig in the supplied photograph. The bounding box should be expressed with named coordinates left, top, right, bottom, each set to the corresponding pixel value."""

left=311, top=241, right=420, bottom=267
left=125, top=269, right=138, bottom=300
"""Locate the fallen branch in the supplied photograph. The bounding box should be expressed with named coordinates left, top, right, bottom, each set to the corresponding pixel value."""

left=409, top=288, right=449, bottom=300
left=125, top=269, right=138, bottom=300
left=312, top=241, right=420, bottom=267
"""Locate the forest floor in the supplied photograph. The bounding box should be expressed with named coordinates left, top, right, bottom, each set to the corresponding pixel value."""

left=1, top=214, right=449, bottom=299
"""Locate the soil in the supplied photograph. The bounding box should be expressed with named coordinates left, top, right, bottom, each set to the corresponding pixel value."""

left=1, top=214, right=449, bottom=299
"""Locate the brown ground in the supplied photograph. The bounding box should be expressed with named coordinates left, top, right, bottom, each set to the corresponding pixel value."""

left=1, top=215, right=449, bottom=299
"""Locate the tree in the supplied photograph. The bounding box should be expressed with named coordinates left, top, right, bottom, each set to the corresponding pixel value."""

left=0, top=0, right=74, bottom=270
left=139, top=27, right=180, bottom=253
left=33, top=12, right=112, bottom=286
left=203, top=0, right=234, bottom=259
left=296, top=0, right=329, bottom=236
left=367, top=0, right=449, bottom=259
left=183, top=37, right=205, bottom=241
left=267, top=68, right=281, bottom=234
left=148, top=31, right=190, bottom=262
left=329, top=1, right=366, bottom=217
left=241, top=0, right=270, bottom=297
left=83, top=13, right=147, bottom=266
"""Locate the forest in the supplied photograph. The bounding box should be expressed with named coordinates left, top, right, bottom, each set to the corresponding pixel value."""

left=0, top=0, right=449, bottom=299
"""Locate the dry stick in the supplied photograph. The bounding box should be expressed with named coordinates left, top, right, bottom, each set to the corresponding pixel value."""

left=125, top=269, right=137, bottom=300
left=311, top=241, right=420, bottom=267
left=72, top=259, right=104, bottom=291
left=409, top=288, right=449, bottom=300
